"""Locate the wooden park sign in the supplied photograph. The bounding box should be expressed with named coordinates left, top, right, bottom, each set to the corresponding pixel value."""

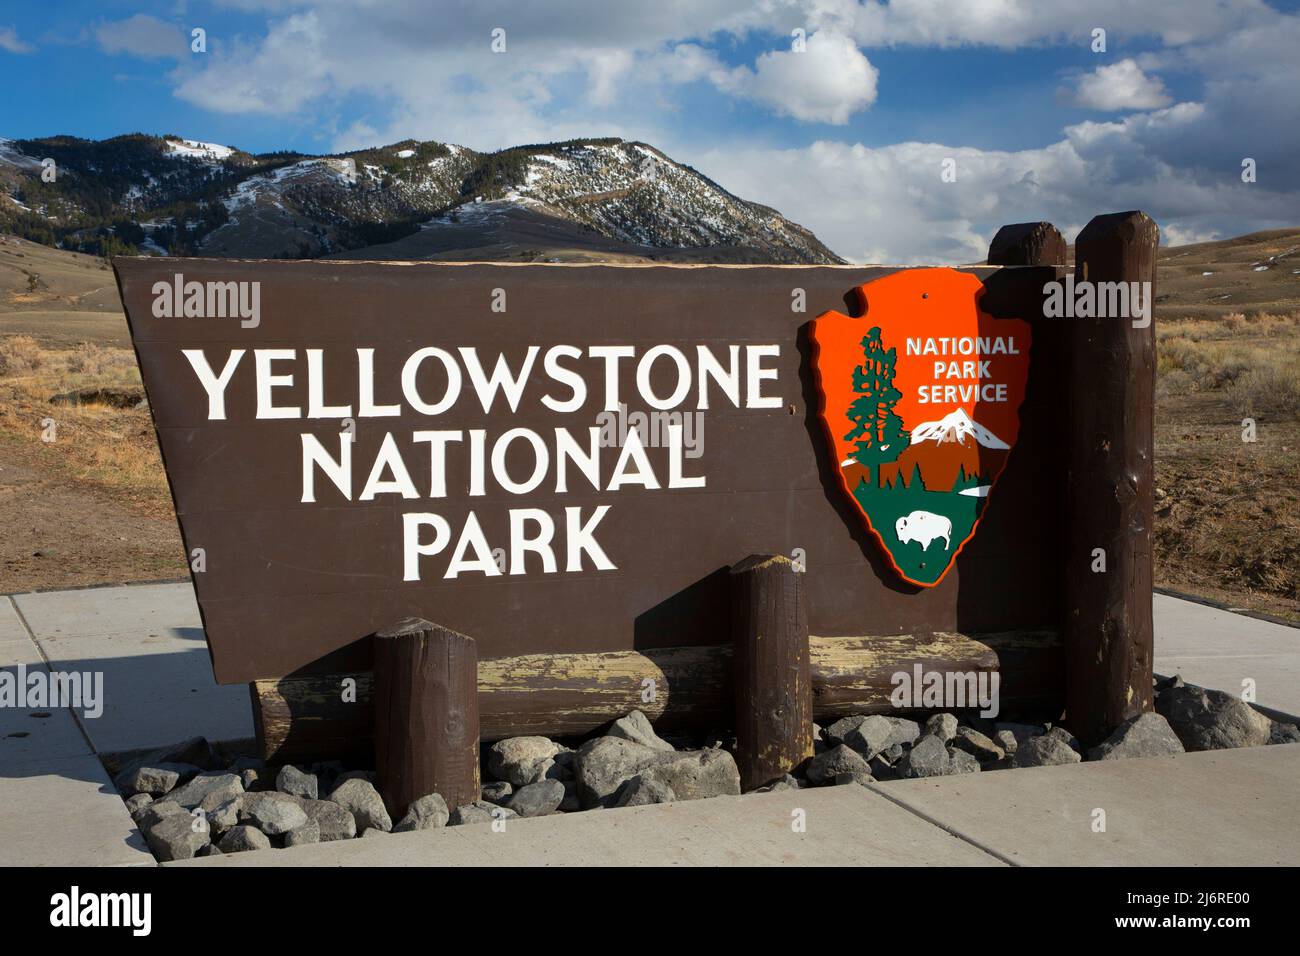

left=113, top=212, right=1157, bottom=776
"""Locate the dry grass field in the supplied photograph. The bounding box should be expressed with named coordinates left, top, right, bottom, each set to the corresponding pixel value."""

left=1, top=231, right=1298, bottom=621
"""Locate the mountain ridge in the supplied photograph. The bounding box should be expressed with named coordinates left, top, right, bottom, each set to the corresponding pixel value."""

left=0, top=133, right=843, bottom=265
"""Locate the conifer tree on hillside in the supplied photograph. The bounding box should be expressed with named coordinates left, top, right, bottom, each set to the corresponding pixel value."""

left=844, top=326, right=909, bottom=482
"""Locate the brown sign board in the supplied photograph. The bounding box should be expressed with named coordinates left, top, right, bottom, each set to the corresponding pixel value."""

left=113, top=258, right=1063, bottom=685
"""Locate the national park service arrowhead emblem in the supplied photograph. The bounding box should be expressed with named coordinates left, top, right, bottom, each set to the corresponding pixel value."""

left=810, top=268, right=1032, bottom=587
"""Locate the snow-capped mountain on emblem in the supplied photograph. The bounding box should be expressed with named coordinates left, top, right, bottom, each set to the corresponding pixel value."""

left=910, top=408, right=1010, bottom=449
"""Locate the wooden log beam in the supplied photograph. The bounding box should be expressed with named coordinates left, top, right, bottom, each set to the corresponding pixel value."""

left=250, top=628, right=1062, bottom=764
left=372, top=618, right=480, bottom=818
left=730, top=555, right=813, bottom=790
left=1066, top=210, right=1159, bottom=746
left=987, top=221, right=1067, bottom=267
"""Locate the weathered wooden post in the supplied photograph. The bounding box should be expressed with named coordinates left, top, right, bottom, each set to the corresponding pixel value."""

left=1066, top=211, right=1159, bottom=745
left=373, top=617, right=480, bottom=819
left=730, top=554, right=813, bottom=790
left=987, top=221, right=1066, bottom=267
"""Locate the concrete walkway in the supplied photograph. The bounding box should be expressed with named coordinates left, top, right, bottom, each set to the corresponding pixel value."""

left=167, top=745, right=1299, bottom=868
left=2, top=581, right=1296, bottom=867
left=1153, top=592, right=1300, bottom=718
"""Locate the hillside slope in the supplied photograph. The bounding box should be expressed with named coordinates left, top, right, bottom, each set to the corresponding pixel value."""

left=0, top=134, right=842, bottom=264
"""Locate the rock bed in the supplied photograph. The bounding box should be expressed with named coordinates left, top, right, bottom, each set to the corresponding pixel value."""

left=112, top=676, right=1300, bottom=862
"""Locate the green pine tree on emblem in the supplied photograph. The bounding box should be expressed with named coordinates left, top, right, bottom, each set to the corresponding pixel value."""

left=844, top=326, right=909, bottom=483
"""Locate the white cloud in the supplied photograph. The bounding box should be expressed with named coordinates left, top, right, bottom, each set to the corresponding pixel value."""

left=174, top=12, right=332, bottom=113
left=717, top=30, right=878, bottom=123
left=149, top=1, right=1300, bottom=260
left=812, top=0, right=1277, bottom=49
left=697, top=117, right=1295, bottom=264
left=96, top=14, right=188, bottom=60
left=1068, top=59, right=1172, bottom=111
left=0, top=26, right=32, bottom=54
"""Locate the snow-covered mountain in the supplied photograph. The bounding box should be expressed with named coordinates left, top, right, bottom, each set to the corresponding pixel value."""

left=0, top=133, right=842, bottom=264
left=909, top=408, right=1009, bottom=449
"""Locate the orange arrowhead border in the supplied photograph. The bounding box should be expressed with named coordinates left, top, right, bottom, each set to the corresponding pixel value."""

left=809, top=268, right=1032, bottom=588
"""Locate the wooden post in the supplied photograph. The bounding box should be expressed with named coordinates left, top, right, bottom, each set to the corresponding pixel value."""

left=987, top=221, right=1066, bottom=267
left=1066, top=211, right=1159, bottom=746
left=373, top=617, right=480, bottom=819
left=730, top=554, right=813, bottom=790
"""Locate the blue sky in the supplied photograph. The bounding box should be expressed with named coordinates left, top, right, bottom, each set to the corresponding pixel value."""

left=2, top=1, right=1299, bottom=262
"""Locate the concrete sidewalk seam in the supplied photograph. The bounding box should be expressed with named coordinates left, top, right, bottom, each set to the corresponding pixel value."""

left=5, top=594, right=100, bottom=758
left=865, top=781, right=1020, bottom=866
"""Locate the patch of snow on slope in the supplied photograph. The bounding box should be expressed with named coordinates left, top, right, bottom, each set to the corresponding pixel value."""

left=165, top=139, right=234, bottom=161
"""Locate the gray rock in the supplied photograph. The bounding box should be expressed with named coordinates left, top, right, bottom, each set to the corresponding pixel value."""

left=507, top=780, right=566, bottom=817
left=993, top=730, right=1020, bottom=755
left=205, top=796, right=242, bottom=834
left=300, top=798, right=357, bottom=841
left=1157, top=683, right=1272, bottom=751
left=394, top=793, right=450, bottom=832
left=241, top=794, right=308, bottom=835
left=842, top=715, right=896, bottom=758
left=924, top=713, right=959, bottom=742
left=124, top=793, right=153, bottom=816
left=115, top=736, right=216, bottom=784
left=197, top=844, right=223, bottom=857
left=641, top=750, right=741, bottom=801
left=898, top=735, right=952, bottom=778
left=614, top=775, right=676, bottom=806
left=328, top=778, right=392, bottom=833
left=1270, top=721, right=1300, bottom=745
left=284, top=820, right=321, bottom=846
left=115, top=762, right=200, bottom=797
left=574, top=737, right=739, bottom=807
left=1046, top=725, right=1082, bottom=753
left=607, top=709, right=675, bottom=751
left=754, top=773, right=801, bottom=793
left=448, top=801, right=518, bottom=826
left=135, top=800, right=189, bottom=831
left=166, top=771, right=244, bottom=810
left=883, top=717, right=922, bottom=748
left=947, top=748, right=981, bottom=774
left=952, top=727, right=1006, bottom=764
left=480, top=781, right=513, bottom=805
left=1087, top=713, right=1186, bottom=761
left=487, top=736, right=563, bottom=786
left=144, top=813, right=209, bottom=861
left=574, top=737, right=662, bottom=807
left=833, top=770, right=873, bottom=786
left=821, top=715, right=866, bottom=746
left=218, top=825, right=271, bottom=853
left=806, top=744, right=872, bottom=785
left=993, top=722, right=1044, bottom=755
left=1013, top=734, right=1082, bottom=767
left=361, top=827, right=389, bottom=839
left=276, top=765, right=319, bottom=800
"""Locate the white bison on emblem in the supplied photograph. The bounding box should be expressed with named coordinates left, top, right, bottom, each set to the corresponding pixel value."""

left=895, top=511, right=952, bottom=552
